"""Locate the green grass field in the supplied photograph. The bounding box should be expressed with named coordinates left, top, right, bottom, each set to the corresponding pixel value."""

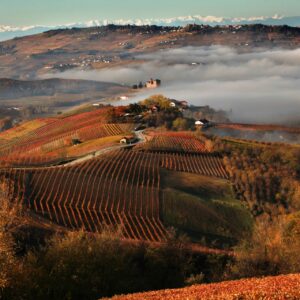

left=161, top=170, right=253, bottom=247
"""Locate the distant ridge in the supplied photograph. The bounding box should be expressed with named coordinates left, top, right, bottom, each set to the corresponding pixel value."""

left=1, top=14, right=300, bottom=41
left=0, top=78, right=123, bottom=100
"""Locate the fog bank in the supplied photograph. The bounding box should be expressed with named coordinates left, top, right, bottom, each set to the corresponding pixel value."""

left=46, top=46, right=300, bottom=124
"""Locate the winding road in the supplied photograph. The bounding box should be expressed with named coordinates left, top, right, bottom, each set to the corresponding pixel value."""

left=62, top=130, right=146, bottom=167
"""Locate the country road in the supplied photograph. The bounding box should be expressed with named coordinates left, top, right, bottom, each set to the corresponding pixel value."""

left=62, top=130, right=146, bottom=167
left=1, top=130, right=146, bottom=170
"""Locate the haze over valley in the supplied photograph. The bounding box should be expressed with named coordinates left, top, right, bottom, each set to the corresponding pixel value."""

left=1, top=24, right=300, bottom=124
left=52, top=45, right=300, bottom=124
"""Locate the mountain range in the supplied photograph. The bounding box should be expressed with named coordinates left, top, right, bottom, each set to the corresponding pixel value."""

left=1, top=14, right=300, bottom=42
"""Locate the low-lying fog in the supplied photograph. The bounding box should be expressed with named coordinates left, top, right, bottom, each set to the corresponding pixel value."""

left=47, top=46, right=300, bottom=124
left=206, top=127, right=300, bottom=144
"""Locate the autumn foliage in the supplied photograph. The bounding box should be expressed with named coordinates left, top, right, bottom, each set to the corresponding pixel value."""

left=110, top=274, right=300, bottom=300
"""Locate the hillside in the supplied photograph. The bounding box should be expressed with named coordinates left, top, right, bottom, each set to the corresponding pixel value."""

left=0, top=78, right=130, bottom=121
left=1, top=24, right=300, bottom=79
left=109, top=274, right=300, bottom=300
left=0, top=101, right=253, bottom=249
left=0, top=98, right=299, bottom=249
left=161, top=170, right=251, bottom=246
left=0, top=124, right=236, bottom=245
left=0, top=98, right=300, bottom=299
left=0, top=78, right=127, bottom=100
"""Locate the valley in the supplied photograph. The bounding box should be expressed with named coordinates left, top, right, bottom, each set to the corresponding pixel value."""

left=1, top=20, right=300, bottom=300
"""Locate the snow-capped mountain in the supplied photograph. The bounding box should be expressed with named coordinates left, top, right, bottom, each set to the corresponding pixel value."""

left=1, top=15, right=300, bottom=42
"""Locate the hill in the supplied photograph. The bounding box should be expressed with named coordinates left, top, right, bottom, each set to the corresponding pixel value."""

left=1, top=24, right=300, bottom=79
left=0, top=78, right=127, bottom=100
left=0, top=102, right=253, bottom=248
left=0, top=98, right=299, bottom=249
left=0, top=78, right=130, bottom=122
left=0, top=99, right=300, bottom=299
left=4, top=15, right=300, bottom=41
left=161, top=170, right=251, bottom=246
left=109, top=274, right=300, bottom=300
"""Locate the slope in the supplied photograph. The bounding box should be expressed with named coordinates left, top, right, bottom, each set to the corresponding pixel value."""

left=109, top=273, right=300, bottom=300
left=161, top=170, right=252, bottom=247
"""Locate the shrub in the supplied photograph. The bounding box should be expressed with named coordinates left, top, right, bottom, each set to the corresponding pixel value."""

left=4, top=229, right=195, bottom=300
left=0, top=193, right=24, bottom=293
left=185, top=273, right=205, bottom=286
left=228, top=213, right=300, bottom=279
left=172, top=118, right=188, bottom=131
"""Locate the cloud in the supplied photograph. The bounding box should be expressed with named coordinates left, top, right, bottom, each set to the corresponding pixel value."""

left=1, top=14, right=300, bottom=42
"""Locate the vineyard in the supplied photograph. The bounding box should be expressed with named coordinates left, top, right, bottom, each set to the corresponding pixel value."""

left=0, top=105, right=234, bottom=243
left=0, top=146, right=229, bottom=242
left=141, top=132, right=208, bottom=153
left=0, top=107, right=134, bottom=167
left=159, top=152, right=228, bottom=178
left=0, top=150, right=167, bottom=242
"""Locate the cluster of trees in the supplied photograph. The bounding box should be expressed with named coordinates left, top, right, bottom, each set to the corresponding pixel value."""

left=220, top=142, right=300, bottom=216
left=105, top=95, right=230, bottom=131
left=105, top=95, right=194, bottom=129
left=20, top=105, right=52, bottom=118
left=141, top=95, right=195, bottom=129
left=2, top=231, right=189, bottom=299
left=0, top=117, right=12, bottom=132
left=0, top=191, right=24, bottom=292
left=172, top=118, right=195, bottom=131
left=132, top=82, right=144, bottom=89
left=224, top=145, right=300, bottom=277
left=228, top=213, right=300, bottom=279
left=140, top=95, right=174, bottom=110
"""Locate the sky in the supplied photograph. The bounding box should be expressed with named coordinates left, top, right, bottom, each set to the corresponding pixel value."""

left=1, top=0, right=299, bottom=26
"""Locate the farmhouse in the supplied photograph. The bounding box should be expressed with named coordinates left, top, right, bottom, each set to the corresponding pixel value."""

left=146, top=78, right=161, bottom=88
left=120, top=136, right=137, bottom=145
left=195, top=119, right=211, bottom=128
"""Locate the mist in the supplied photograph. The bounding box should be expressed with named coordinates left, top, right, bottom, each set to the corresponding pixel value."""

left=44, top=46, right=300, bottom=124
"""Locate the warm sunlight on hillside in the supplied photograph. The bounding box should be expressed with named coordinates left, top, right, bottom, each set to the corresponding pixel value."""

left=110, top=274, right=300, bottom=300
